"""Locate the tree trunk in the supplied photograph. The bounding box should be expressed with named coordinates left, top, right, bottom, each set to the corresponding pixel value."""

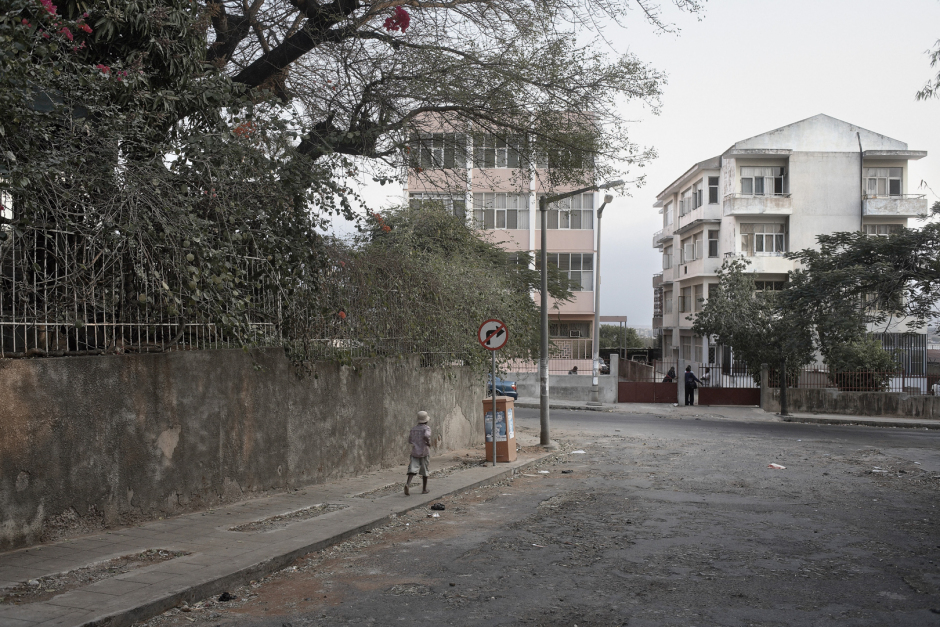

left=779, top=356, right=789, bottom=416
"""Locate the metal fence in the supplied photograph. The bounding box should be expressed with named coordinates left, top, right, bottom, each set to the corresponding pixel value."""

left=0, top=225, right=471, bottom=368
left=768, top=365, right=936, bottom=395
left=695, top=364, right=759, bottom=389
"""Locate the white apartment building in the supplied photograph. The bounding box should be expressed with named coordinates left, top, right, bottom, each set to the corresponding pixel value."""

left=405, top=128, right=601, bottom=360
left=651, top=114, right=929, bottom=372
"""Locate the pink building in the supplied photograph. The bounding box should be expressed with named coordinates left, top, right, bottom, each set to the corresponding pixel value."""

left=405, top=127, right=599, bottom=361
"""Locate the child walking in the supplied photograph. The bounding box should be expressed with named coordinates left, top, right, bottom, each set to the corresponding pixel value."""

left=405, top=411, right=431, bottom=495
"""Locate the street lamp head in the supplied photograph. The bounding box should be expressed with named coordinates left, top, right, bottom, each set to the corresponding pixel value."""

left=603, top=193, right=614, bottom=204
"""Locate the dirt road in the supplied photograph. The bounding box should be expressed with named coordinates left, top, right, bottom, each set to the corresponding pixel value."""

left=138, top=410, right=940, bottom=626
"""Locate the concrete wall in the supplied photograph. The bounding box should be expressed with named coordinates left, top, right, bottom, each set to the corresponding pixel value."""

left=0, top=349, right=483, bottom=551
left=763, top=387, right=940, bottom=419
left=508, top=359, right=618, bottom=403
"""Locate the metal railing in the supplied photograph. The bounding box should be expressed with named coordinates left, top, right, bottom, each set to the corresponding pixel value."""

left=0, top=225, right=473, bottom=368
left=769, top=365, right=934, bottom=395
left=862, top=193, right=926, bottom=200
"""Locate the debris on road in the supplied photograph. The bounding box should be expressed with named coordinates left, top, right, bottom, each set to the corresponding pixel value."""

left=768, top=463, right=786, bottom=470
left=571, top=450, right=586, bottom=454
left=430, top=503, right=445, bottom=511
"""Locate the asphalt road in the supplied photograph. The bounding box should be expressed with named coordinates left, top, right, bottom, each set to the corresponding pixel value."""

left=140, top=409, right=940, bottom=627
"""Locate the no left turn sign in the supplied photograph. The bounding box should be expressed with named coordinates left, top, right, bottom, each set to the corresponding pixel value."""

left=478, top=319, right=508, bottom=351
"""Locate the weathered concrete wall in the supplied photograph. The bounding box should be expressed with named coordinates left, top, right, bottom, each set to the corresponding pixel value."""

left=508, top=360, right=619, bottom=403
left=0, top=349, right=483, bottom=551
left=764, top=387, right=940, bottom=419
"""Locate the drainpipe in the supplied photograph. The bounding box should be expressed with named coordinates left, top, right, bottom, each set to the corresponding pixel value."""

left=857, top=132, right=864, bottom=231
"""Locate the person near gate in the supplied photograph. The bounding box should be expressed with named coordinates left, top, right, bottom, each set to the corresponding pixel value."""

left=684, top=365, right=703, bottom=406
left=405, top=411, right=431, bottom=496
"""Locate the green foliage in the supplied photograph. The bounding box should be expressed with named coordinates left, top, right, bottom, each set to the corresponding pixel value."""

left=599, top=324, right=645, bottom=349
left=786, top=223, right=940, bottom=339
left=825, top=337, right=898, bottom=392
left=691, top=258, right=814, bottom=383
left=281, top=206, right=563, bottom=371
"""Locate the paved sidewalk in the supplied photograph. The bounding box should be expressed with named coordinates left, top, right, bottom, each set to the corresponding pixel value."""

left=515, top=396, right=940, bottom=429
left=0, top=441, right=553, bottom=627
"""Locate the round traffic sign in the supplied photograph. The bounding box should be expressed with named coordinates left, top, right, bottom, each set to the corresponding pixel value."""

left=478, top=319, right=508, bottom=351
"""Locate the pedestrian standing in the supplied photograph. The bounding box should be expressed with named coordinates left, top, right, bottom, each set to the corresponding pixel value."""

left=684, top=365, right=703, bottom=406
left=405, top=411, right=431, bottom=496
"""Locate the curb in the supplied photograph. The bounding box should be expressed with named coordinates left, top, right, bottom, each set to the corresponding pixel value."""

left=781, top=416, right=940, bottom=430
left=76, top=453, right=557, bottom=627
left=514, top=402, right=609, bottom=412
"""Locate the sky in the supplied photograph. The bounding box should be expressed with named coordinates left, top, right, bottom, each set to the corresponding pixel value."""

left=328, top=0, right=940, bottom=329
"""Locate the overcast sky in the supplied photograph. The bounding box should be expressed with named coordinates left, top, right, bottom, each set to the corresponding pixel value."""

left=331, top=0, right=940, bottom=329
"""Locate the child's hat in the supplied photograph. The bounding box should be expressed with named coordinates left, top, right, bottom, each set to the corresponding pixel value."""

left=417, top=411, right=429, bottom=423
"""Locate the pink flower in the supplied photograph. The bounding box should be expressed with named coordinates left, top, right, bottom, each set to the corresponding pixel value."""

left=95, top=64, right=110, bottom=74
left=21, top=18, right=30, bottom=27
left=39, top=0, right=57, bottom=16
left=58, top=27, right=73, bottom=41
left=383, top=6, right=410, bottom=32
left=79, top=23, right=92, bottom=33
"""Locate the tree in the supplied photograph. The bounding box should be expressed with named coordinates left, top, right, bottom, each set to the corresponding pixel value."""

left=785, top=216, right=940, bottom=342
left=278, top=204, right=569, bottom=369
left=691, top=259, right=814, bottom=413
left=599, top=324, right=644, bottom=349
left=44, top=0, right=701, bottom=190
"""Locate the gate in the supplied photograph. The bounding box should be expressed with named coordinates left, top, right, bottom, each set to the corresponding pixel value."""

left=695, top=364, right=760, bottom=406
left=618, top=359, right=678, bottom=404
left=618, top=381, right=677, bottom=403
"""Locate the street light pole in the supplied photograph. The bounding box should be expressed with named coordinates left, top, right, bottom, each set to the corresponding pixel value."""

left=590, top=193, right=614, bottom=406
left=539, top=195, right=551, bottom=448
left=538, top=179, right=623, bottom=448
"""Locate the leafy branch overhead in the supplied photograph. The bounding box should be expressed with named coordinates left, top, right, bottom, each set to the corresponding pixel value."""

left=44, top=0, right=700, bottom=187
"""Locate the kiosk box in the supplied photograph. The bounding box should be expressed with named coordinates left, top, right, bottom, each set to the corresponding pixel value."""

left=483, top=396, right=516, bottom=463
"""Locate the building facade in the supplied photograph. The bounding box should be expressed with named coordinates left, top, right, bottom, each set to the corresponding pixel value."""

left=651, top=114, right=928, bottom=371
left=406, top=129, right=600, bottom=361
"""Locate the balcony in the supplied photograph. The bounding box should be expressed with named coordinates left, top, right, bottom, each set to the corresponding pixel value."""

left=652, top=228, right=672, bottom=248
left=862, top=194, right=928, bottom=217
left=723, top=252, right=795, bottom=274
left=652, top=273, right=663, bottom=288
left=723, top=193, right=792, bottom=216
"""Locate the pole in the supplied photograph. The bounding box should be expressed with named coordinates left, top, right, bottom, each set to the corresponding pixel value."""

left=491, top=348, right=497, bottom=466
left=779, top=356, right=789, bottom=416
left=590, top=199, right=607, bottom=406
left=539, top=195, right=553, bottom=448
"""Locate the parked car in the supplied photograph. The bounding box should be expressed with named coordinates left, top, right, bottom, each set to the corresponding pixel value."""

left=486, top=376, right=518, bottom=399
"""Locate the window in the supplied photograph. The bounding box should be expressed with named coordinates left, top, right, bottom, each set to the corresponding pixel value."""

left=410, top=133, right=467, bottom=169
left=545, top=253, right=594, bottom=291
left=472, top=193, right=528, bottom=229
left=409, top=193, right=467, bottom=219
left=679, top=188, right=692, bottom=216
left=693, top=180, right=704, bottom=209
left=664, top=201, right=674, bottom=226
left=708, top=177, right=719, bottom=204
left=680, top=237, right=691, bottom=264
left=754, top=281, right=786, bottom=291
left=549, top=322, right=589, bottom=338
left=472, top=134, right=524, bottom=169
left=693, top=232, right=704, bottom=260
left=679, top=286, right=692, bottom=313
left=694, top=284, right=704, bottom=312
left=681, top=335, right=692, bottom=360
left=740, top=166, right=786, bottom=196
left=864, top=223, right=904, bottom=236
left=542, top=193, right=594, bottom=230
left=664, top=290, right=673, bottom=314
left=708, top=229, right=719, bottom=257
left=740, top=223, right=786, bottom=256
left=663, top=246, right=673, bottom=270
left=693, top=336, right=703, bottom=363
left=864, top=168, right=902, bottom=197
